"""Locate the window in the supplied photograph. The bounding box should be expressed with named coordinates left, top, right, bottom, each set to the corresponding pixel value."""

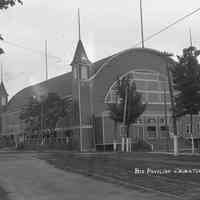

left=160, top=126, right=169, bottom=138
left=1, top=97, right=6, bottom=106
left=147, top=117, right=157, bottom=124
left=81, top=66, right=88, bottom=80
left=186, top=124, right=191, bottom=135
left=159, top=117, right=166, bottom=124
left=105, top=70, right=169, bottom=105
left=147, top=126, right=157, bottom=138
left=110, top=90, right=118, bottom=103
left=160, top=126, right=168, bottom=131
left=105, top=89, right=119, bottom=103
left=73, top=68, right=77, bottom=79
left=136, top=118, right=144, bottom=124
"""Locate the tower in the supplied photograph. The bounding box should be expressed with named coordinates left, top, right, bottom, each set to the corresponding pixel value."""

left=0, top=65, right=8, bottom=108
left=70, top=9, right=93, bottom=151
left=71, top=9, right=91, bottom=80
left=0, top=65, right=8, bottom=135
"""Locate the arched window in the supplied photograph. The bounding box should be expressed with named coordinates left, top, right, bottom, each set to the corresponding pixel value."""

left=105, top=70, right=170, bottom=104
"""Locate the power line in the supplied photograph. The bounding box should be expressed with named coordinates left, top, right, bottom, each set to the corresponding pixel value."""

left=1, top=7, right=200, bottom=62
left=1, top=39, right=64, bottom=62
left=134, top=7, right=200, bottom=47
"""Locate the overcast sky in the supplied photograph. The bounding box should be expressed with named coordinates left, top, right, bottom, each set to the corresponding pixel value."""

left=0, top=0, right=200, bottom=99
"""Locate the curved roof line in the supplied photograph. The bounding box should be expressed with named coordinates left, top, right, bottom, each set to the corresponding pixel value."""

left=7, top=72, right=72, bottom=112
left=7, top=85, right=32, bottom=108
left=104, top=69, right=168, bottom=102
left=89, top=47, right=175, bottom=81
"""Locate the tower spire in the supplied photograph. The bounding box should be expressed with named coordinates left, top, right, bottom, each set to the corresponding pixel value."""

left=78, top=8, right=81, bottom=41
left=189, top=27, right=193, bottom=47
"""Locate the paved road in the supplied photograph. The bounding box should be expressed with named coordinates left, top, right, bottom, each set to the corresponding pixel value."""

left=0, top=153, right=175, bottom=200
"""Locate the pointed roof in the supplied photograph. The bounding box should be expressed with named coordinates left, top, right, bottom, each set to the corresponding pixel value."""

left=0, top=81, right=8, bottom=96
left=71, top=40, right=91, bottom=66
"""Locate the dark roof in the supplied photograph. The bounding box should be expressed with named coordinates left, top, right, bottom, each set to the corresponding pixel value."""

left=7, top=72, right=72, bottom=113
left=0, top=82, right=8, bottom=96
left=5, top=47, right=175, bottom=113
left=90, top=47, right=175, bottom=79
left=71, top=40, right=91, bottom=66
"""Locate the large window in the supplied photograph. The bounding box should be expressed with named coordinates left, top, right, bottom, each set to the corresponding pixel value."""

left=105, top=70, right=170, bottom=104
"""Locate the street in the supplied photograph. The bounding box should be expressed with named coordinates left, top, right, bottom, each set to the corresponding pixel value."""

left=0, top=152, right=176, bottom=200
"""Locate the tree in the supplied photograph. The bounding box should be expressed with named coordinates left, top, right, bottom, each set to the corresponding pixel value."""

left=20, top=92, right=70, bottom=134
left=20, top=96, right=41, bottom=133
left=0, top=0, right=23, bottom=54
left=43, top=93, right=69, bottom=130
left=107, top=76, right=146, bottom=150
left=0, top=0, right=22, bottom=10
left=171, top=46, right=200, bottom=153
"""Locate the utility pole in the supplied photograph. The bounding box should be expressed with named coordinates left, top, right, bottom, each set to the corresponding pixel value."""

left=163, top=84, right=170, bottom=152
left=140, top=0, right=145, bottom=48
left=45, top=40, right=48, bottom=80
left=122, top=84, right=128, bottom=152
left=77, top=8, right=83, bottom=152
left=166, top=63, right=178, bottom=156
left=189, top=27, right=193, bottom=47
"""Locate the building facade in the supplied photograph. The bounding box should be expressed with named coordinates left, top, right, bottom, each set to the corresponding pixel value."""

left=1, top=38, right=199, bottom=151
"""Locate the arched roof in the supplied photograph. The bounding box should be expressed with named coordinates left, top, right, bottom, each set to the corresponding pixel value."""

left=5, top=47, right=175, bottom=114
left=91, top=47, right=175, bottom=80
left=7, top=72, right=72, bottom=113
left=90, top=47, right=175, bottom=115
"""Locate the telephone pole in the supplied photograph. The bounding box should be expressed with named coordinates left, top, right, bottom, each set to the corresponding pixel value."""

left=166, top=63, right=178, bottom=156
left=45, top=40, right=48, bottom=80
left=140, top=0, right=145, bottom=48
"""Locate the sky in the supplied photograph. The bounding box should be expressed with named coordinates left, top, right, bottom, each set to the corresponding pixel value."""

left=0, top=0, right=200, bottom=99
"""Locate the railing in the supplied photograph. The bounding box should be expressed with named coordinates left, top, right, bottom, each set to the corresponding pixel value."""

left=24, top=137, right=69, bottom=145
left=96, top=140, right=153, bottom=152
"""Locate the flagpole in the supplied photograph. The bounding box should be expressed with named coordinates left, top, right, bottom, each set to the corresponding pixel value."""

left=78, top=8, right=81, bottom=41
left=140, top=0, right=145, bottom=48
left=45, top=40, right=48, bottom=80
left=77, top=8, right=83, bottom=152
